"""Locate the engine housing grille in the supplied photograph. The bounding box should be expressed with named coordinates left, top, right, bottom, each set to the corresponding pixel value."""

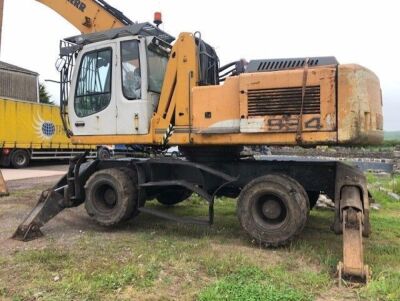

left=247, top=86, right=321, bottom=116
left=246, top=56, right=338, bottom=73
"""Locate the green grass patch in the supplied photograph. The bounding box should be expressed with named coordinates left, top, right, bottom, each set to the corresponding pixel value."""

left=362, top=270, right=400, bottom=301
left=198, top=266, right=312, bottom=301
left=15, top=248, right=70, bottom=268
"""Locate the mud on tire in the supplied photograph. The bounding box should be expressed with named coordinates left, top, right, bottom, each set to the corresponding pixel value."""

left=237, top=174, right=309, bottom=247
left=84, top=168, right=137, bottom=226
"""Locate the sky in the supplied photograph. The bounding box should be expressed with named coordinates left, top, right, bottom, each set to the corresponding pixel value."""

left=1, top=0, right=399, bottom=130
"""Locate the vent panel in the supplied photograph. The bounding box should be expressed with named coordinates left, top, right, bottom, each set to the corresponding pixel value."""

left=246, top=56, right=338, bottom=73
left=247, top=86, right=321, bottom=116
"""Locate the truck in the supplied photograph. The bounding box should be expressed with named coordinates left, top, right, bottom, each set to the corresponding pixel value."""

left=12, top=0, right=384, bottom=283
left=0, top=98, right=109, bottom=168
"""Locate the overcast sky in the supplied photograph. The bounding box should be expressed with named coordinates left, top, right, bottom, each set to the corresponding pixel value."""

left=1, top=0, right=399, bottom=130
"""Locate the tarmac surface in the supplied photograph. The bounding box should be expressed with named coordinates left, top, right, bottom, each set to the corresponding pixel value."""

left=1, top=163, right=68, bottom=181
left=1, top=163, right=68, bottom=191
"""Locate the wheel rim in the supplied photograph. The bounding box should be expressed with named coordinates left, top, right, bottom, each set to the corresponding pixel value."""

left=15, top=154, right=26, bottom=166
left=93, top=182, right=118, bottom=212
left=252, top=193, right=287, bottom=226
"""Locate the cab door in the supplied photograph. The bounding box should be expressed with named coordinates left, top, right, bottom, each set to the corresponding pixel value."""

left=69, top=41, right=117, bottom=136
left=116, top=38, right=152, bottom=135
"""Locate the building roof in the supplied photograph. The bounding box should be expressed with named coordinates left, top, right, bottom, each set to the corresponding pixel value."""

left=0, top=61, right=39, bottom=76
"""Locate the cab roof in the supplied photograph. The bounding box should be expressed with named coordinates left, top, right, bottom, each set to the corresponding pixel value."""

left=65, top=22, right=175, bottom=46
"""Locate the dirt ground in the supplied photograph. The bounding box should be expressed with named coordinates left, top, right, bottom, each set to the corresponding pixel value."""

left=0, top=176, right=108, bottom=253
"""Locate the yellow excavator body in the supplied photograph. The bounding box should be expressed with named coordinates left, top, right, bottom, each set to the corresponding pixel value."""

left=67, top=33, right=383, bottom=147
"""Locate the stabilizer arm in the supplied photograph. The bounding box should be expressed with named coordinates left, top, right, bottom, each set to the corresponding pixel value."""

left=12, top=187, right=67, bottom=241
left=337, top=186, right=370, bottom=284
left=12, top=152, right=90, bottom=241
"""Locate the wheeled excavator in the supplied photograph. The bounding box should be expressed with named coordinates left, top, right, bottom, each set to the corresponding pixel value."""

left=12, top=0, right=383, bottom=283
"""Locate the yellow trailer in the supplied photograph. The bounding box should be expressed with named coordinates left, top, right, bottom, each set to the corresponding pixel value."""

left=0, top=98, right=99, bottom=168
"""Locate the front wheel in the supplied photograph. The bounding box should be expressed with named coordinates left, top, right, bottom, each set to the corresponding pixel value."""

left=237, top=174, right=309, bottom=247
left=84, top=168, right=137, bottom=226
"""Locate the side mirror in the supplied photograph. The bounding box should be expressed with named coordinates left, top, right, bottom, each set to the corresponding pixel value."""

left=55, top=58, right=66, bottom=72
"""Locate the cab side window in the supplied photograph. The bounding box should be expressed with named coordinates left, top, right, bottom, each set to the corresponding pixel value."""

left=121, top=40, right=141, bottom=100
left=75, top=49, right=112, bottom=117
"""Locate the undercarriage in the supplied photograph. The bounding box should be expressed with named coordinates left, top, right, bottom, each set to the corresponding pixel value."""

left=13, top=153, right=371, bottom=283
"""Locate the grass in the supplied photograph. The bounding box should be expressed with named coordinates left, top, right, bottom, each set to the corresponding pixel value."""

left=198, top=266, right=312, bottom=301
left=384, top=131, right=400, bottom=141
left=0, top=174, right=399, bottom=300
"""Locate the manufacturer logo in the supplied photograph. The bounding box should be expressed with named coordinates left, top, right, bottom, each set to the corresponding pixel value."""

left=34, top=113, right=57, bottom=141
left=67, top=0, right=86, bottom=12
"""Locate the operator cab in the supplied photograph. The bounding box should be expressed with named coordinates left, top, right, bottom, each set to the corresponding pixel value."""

left=59, top=23, right=174, bottom=136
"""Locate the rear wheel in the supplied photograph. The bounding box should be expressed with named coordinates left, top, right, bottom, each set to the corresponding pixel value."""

left=84, top=168, right=137, bottom=226
left=10, top=149, right=30, bottom=168
left=237, top=174, right=309, bottom=247
left=157, top=187, right=192, bottom=206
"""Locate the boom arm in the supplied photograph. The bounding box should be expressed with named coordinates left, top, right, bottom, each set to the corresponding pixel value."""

left=35, top=0, right=134, bottom=33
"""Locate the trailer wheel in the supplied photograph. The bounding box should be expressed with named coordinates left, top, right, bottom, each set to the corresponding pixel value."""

left=237, top=174, right=309, bottom=247
left=97, top=147, right=111, bottom=160
left=84, top=168, right=136, bottom=226
left=157, top=188, right=192, bottom=206
left=10, top=149, right=30, bottom=168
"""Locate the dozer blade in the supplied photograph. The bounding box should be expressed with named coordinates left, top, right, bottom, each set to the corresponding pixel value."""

left=12, top=187, right=66, bottom=241
left=337, top=187, right=370, bottom=285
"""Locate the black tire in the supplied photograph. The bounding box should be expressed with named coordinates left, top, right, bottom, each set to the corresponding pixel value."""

left=237, top=174, right=309, bottom=247
left=280, top=174, right=310, bottom=214
left=97, top=147, right=111, bottom=160
left=10, top=149, right=30, bottom=168
left=156, top=188, right=192, bottom=206
left=171, top=151, right=179, bottom=158
left=119, top=167, right=143, bottom=219
left=84, top=168, right=136, bottom=226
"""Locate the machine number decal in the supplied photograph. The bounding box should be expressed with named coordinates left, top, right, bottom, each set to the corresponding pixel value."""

left=67, top=0, right=87, bottom=12
left=267, top=117, right=322, bottom=131
left=305, top=117, right=322, bottom=130
left=267, top=117, right=298, bottom=131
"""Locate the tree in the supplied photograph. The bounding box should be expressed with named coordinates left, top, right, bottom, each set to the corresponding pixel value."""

left=39, top=83, right=54, bottom=105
